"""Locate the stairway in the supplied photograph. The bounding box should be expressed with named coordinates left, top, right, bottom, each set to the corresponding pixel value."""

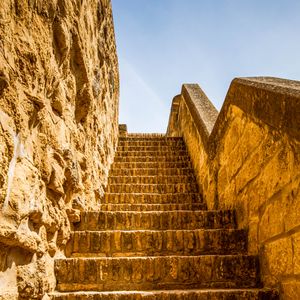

left=51, top=134, right=279, bottom=299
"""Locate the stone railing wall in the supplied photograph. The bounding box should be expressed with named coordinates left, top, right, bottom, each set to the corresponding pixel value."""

left=0, top=0, right=119, bottom=298
left=167, top=77, right=300, bottom=299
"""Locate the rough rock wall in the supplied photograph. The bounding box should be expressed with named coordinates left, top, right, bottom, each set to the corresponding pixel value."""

left=0, top=0, right=119, bottom=298
left=167, top=78, right=300, bottom=299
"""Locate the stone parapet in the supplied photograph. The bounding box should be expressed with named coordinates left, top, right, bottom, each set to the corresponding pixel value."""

left=167, top=77, right=300, bottom=298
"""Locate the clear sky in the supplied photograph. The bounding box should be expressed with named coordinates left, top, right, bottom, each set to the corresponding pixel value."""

left=111, top=0, right=300, bottom=133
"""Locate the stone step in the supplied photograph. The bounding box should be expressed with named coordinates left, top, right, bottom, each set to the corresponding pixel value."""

left=103, top=193, right=202, bottom=204
left=74, top=210, right=236, bottom=231
left=117, top=146, right=187, bottom=152
left=108, top=175, right=196, bottom=185
left=110, top=168, right=194, bottom=176
left=98, top=203, right=206, bottom=211
left=118, top=140, right=185, bottom=147
left=119, top=135, right=172, bottom=140
left=66, top=229, right=247, bottom=257
left=55, top=255, right=260, bottom=292
left=51, top=289, right=279, bottom=300
left=115, top=150, right=189, bottom=157
left=114, top=156, right=190, bottom=163
left=106, top=183, right=199, bottom=194
left=111, top=162, right=192, bottom=170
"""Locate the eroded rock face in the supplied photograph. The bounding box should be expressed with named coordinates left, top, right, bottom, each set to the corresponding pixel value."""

left=0, top=0, right=119, bottom=297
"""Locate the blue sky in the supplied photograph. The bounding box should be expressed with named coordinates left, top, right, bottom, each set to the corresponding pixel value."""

left=112, top=0, right=300, bottom=133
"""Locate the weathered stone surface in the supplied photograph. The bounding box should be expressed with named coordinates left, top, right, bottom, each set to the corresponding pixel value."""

left=75, top=210, right=236, bottom=231
left=282, top=281, right=300, bottom=300
left=98, top=203, right=206, bottom=211
left=67, top=229, right=247, bottom=257
left=51, top=289, right=279, bottom=300
left=55, top=255, right=260, bottom=291
left=167, top=78, right=300, bottom=296
left=106, top=183, right=198, bottom=193
left=261, top=237, right=293, bottom=286
left=0, top=0, right=118, bottom=297
left=49, top=135, right=278, bottom=299
left=104, top=192, right=203, bottom=204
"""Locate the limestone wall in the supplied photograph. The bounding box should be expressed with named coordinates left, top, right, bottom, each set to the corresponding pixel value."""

left=0, top=0, right=119, bottom=298
left=167, top=77, right=300, bottom=299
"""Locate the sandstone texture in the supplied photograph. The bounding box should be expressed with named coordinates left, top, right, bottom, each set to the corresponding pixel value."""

left=51, top=134, right=278, bottom=299
left=167, top=77, right=300, bottom=299
left=0, top=0, right=119, bottom=298
left=0, top=0, right=297, bottom=298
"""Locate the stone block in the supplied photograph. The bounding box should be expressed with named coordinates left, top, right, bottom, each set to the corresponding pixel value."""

left=284, top=177, right=300, bottom=232
left=262, top=237, right=293, bottom=282
left=68, top=229, right=247, bottom=257
left=292, top=231, right=300, bottom=275
left=220, top=117, right=264, bottom=182
left=55, top=255, right=260, bottom=291
left=248, top=219, right=259, bottom=255
left=259, top=201, right=285, bottom=243
left=282, top=280, right=300, bottom=300
left=75, top=211, right=236, bottom=231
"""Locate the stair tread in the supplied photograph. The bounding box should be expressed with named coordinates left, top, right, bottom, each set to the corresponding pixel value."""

left=67, top=229, right=247, bottom=257
left=115, top=151, right=189, bottom=156
left=98, top=203, right=206, bottom=211
left=51, top=287, right=278, bottom=294
left=58, top=254, right=257, bottom=260
left=75, top=210, right=236, bottom=231
left=50, top=289, right=279, bottom=300
left=52, top=134, right=278, bottom=297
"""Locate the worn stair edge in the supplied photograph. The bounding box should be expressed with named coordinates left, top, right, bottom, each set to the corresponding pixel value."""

left=50, top=288, right=280, bottom=300
left=66, top=229, right=247, bottom=257
left=116, top=148, right=188, bottom=153
left=74, top=210, right=237, bottom=231
left=0, top=293, right=18, bottom=300
left=114, top=156, right=191, bottom=163
left=55, top=255, right=260, bottom=292
left=111, top=162, right=192, bottom=169
left=106, top=183, right=199, bottom=194
left=119, top=134, right=167, bottom=139
left=110, top=168, right=196, bottom=176
left=98, top=203, right=207, bottom=211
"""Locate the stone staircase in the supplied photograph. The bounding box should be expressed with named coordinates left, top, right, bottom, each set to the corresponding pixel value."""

left=51, top=134, right=279, bottom=299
